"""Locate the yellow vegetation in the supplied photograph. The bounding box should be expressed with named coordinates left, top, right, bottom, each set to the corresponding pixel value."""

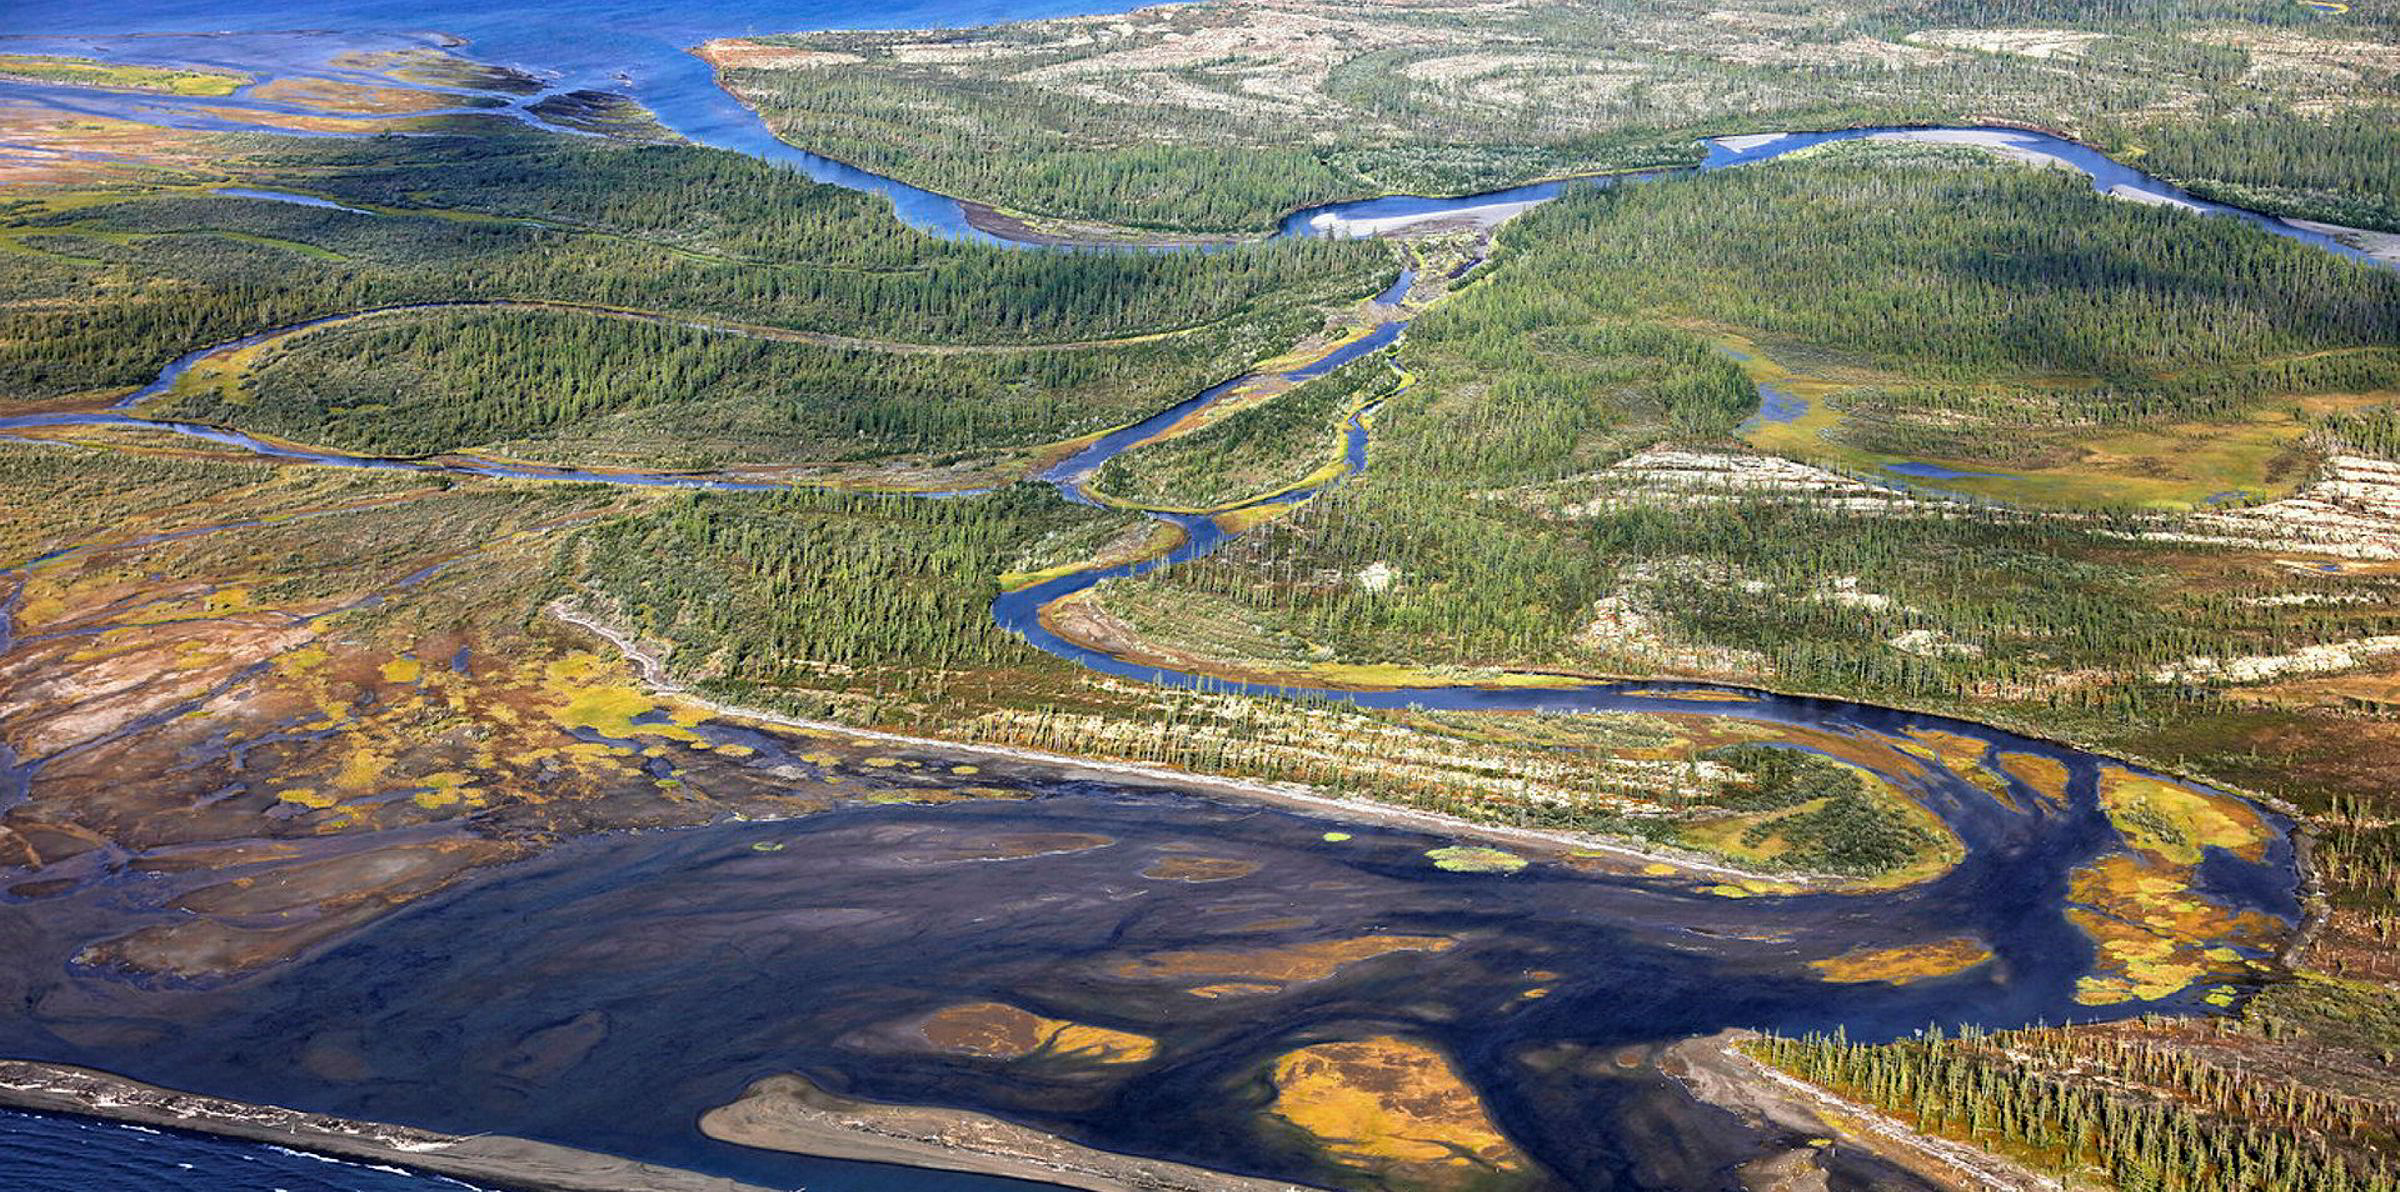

left=917, top=1001, right=1157, bottom=1066
left=1995, top=752, right=2072, bottom=807
left=1425, top=845, right=1527, bottom=873
left=1811, top=937, right=1994, bottom=984
left=1267, top=1037, right=1531, bottom=1188
left=1114, top=934, right=1453, bottom=986
left=2067, top=854, right=2282, bottom=1005
left=2096, top=768, right=2273, bottom=865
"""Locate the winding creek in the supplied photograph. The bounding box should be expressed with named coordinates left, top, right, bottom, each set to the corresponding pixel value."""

left=0, top=13, right=2380, bottom=1192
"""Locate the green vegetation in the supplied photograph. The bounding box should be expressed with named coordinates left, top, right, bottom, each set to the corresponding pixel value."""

left=1090, top=148, right=2400, bottom=705
left=165, top=304, right=1293, bottom=466
left=1538, top=145, right=2396, bottom=381
left=574, top=485, right=1119, bottom=697
left=0, top=53, right=250, bottom=96
left=1748, top=1025, right=2398, bottom=1191
left=707, top=0, right=2400, bottom=231
left=2111, top=110, right=2400, bottom=233
left=526, top=90, right=679, bottom=143
left=0, top=130, right=1384, bottom=409
left=1090, top=357, right=1394, bottom=509
left=1692, top=745, right=1934, bottom=875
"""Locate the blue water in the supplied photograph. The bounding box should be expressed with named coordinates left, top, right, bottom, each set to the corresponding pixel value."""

left=212, top=188, right=382, bottom=215
left=0, top=1110, right=497, bottom=1192
left=1881, top=460, right=2010, bottom=480
left=1739, top=380, right=1808, bottom=428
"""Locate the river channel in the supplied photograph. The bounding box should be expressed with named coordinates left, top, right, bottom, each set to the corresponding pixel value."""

left=0, top=7, right=2357, bottom=1191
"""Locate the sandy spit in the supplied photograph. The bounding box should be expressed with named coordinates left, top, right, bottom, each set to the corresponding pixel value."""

left=1664, top=1032, right=2063, bottom=1192
left=702, top=1072, right=1320, bottom=1192
left=0, top=1061, right=771, bottom=1192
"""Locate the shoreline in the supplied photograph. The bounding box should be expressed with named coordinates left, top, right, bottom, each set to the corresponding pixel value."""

left=699, top=1072, right=1320, bottom=1192
left=547, top=602, right=1792, bottom=883
left=1663, top=1031, right=2063, bottom=1192
left=0, top=1061, right=773, bottom=1192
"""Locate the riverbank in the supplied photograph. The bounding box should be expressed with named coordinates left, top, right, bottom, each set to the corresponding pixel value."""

left=0, top=1061, right=773, bottom=1192
left=1663, top=1032, right=2062, bottom=1192
left=546, top=602, right=1788, bottom=883
left=700, top=1072, right=1320, bottom=1192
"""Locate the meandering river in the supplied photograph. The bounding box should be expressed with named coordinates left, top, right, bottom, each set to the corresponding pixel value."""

left=0, top=5, right=2357, bottom=1190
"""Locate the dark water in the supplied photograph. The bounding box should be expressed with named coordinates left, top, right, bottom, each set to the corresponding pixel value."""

left=0, top=690, right=2301, bottom=1191
left=0, top=3, right=2330, bottom=1189
left=0, top=1110, right=499, bottom=1192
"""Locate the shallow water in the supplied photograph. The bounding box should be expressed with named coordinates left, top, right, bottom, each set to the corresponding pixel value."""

left=0, top=741, right=2298, bottom=1190
left=0, top=3, right=2334, bottom=1189
left=0, top=1109, right=503, bottom=1192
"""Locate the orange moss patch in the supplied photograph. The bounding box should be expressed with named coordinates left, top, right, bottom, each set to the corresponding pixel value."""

left=1187, top=982, right=1283, bottom=998
left=2067, top=854, right=2284, bottom=1005
left=1996, top=751, right=2073, bottom=807
left=1811, top=936, right=1994, bottom=984
left=1267, top=1037, right=1532, bottom=1188
left=1899, top=729, right=2013, bottom=807
left=918, top=1002, right=1156, bottom=1066
left=247, top=77, right=464, bottom=115
left=693, top=38, right=865, bottom=71
left=1113, top=934, right=1453, bottom=988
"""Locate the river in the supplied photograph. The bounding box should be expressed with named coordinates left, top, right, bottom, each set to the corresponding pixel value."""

left=0, top=4, right=2348, bottom=1190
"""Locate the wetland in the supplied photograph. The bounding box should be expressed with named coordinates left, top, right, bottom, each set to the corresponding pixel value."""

left=2, top=1, right=2395, bottom=1189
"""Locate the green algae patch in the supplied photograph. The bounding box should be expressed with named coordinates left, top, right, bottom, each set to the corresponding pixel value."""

left=557, top=685, right=658, bottom=736
left=0, top=54, right=250, bottom=96
left=1426, top=845, right=1528, bottom=874
left=1811, top=937, right=1993, bottom=985
left=2096, top=768, right=2274, bottom=866
left=542, top=652, right=700, bottom=741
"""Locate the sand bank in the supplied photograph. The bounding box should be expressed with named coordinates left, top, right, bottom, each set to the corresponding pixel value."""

left=701, top=1072, right=1319, bottom=1192
left=0, top=1061, right=771, bottom=1192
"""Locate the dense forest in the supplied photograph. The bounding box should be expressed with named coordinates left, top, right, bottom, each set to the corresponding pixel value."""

left=571, top=485, right=1120, bottom=716
left=2111, top=109, right=2400, bottom=233
left=1095, top=146, right=2399, bottom=731
left=1520, top=146, right=2397, bottom=381
left=712, top=0, right=2399, bottom=232
left=0, top=130, right=1386, bottom=405
left=170, top=304, right=1298, bottom=464
left=1089, top=356, right=1396, bottom=509
left=1747, top=1026, right=2398, bottom=1192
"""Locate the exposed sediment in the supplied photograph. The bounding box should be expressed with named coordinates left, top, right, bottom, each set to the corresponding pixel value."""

left=700, top=1072, right=1320, bottom=1192
left=1663, top=1032, right=2061, bottom=1192
left=0, top=1061, right=771, bottom=1192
